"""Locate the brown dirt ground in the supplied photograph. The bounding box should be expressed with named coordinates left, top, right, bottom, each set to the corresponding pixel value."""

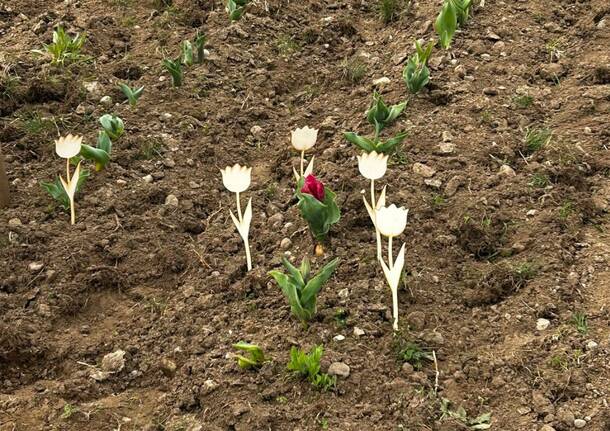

left=1, top=0, right=610, bottom=430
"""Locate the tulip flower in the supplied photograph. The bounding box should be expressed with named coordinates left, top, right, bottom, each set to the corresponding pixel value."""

left=291, top=126, right=318, bottom=179
left=376, top=203, right=409, bottom=331
left=55, top=134, right=83, bottom=224
left=296, top=174, right=340, bottom=255
left=221, top=164, right=253, bottom=271
left=358, top=151, right=389, bottom=260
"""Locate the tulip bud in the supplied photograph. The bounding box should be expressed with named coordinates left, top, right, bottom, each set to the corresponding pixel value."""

left=301, top=174, right=325, bottom=201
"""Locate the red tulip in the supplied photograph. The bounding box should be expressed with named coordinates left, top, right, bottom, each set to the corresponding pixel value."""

left=301, top=174, right=325, bottom=201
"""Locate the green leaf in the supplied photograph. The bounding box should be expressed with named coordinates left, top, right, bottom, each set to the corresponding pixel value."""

left=162, top=58, right=183, bottom=87
left=99, top=114, right=124, bottom=141
left=386, top=101, right=407, bottom=124
left=301, top=258, right=339, bottom=306
left=435, top=1, right=457, bottom=49
left=180, top=40, right=194, bottom=66
left=376, top=131, right=408, bottom=153
left=79, top=144, right=110, bottom=172
left=344, top=132, right=376, bottom=152
left=296, top=185, right=340, bottom=243
left=281, top=257, right=305, bottom=289
left=41, top=169, right=89, bottom=210
left=269, top=270, right=309, bottom=321
left=299, top=258, right=311, bottom=283
left=403, top=58, right=430, bottom=94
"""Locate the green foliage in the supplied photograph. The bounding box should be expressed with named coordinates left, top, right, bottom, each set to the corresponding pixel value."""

left=571, top=312, right=588, bottom=334
left=180, top=40, right=194, bottom=66
left=559, top=201, right=574, bottom=221
left=452, top=0, right=472, bottom=26
left=379, top=0, right=406, bottom=24
left=162, top=58, right=183, bottom=87
left=276, top=34, right=300, bottom=57
left=344, top=131, right=408, bottom=154
left=295, top=177, right=341, bottom=244
left=398, top=342, right=433, bottom=369
left=61, top=403, right=78, bottom=420
left=513, top=94, right=534, bottom=108
left=33, top=26, right=86, bottom=66
left=79, top=131, right=113, bottom=171
left=287, top=345, right=336, bottom=391
left=334, top=308, right=348, bottom=328
left=118, top=83, right=144, bottom=107
left=524, top=127, right=552, bottom=153
left=529, top=173, right=549, bottom=188
left=233, top=342, right=268, bottom=369
left=41, top=169, right=90, bottom=210
left=99, top=114, right=124, bottom=141
left=403, top=40, right=433, bottom=94
left=341, top=56, right=367, bottom=83
left=435, top=1, right=457, bottom=49
left=194, top=32, right=207, bottom=64
left=270, top=257, right=339, bottom=323
left=227, top=0, right=249, bottom=21
left=366, top=92, right=407, bottom=139
left=440, top=398, right=492, bottom=430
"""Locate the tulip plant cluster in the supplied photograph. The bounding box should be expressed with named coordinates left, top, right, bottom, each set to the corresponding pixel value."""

left=403, top=40, right=434, bottom=94
left=42, top=114, right=124, bottom=224
left=435, top=0, right=472, bottom=49
left=162, top=33, right=207, bottom=87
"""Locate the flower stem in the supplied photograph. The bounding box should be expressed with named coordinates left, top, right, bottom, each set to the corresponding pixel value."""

left=371, top=179, right=382, bottom=261
left=392, top=287, right=399, bottom=331
left=66, top=158, right=70, bottom=182
left=70, top=198, right=75, bottom=225
left=244, top=237, right=252, bottom=271
left=236, top=192, right=242, bottom=223
left=300, top=150, right=305, bottom=177
left=388, top=236, right=393, bottom=270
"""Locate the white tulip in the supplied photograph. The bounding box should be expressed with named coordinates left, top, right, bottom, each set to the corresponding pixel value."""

left=291, top=126, right=318, bottom=152
left=376, top=204, right=408, bottom=238
left=357, top=151, right=388, bottom=180
left=220, top=164, right=253, bottom=271
left=220, top=164, right=251, bottom=193
left=55, top=134, right=83, bottom=159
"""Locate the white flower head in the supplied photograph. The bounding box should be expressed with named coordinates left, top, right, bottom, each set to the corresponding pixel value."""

left=357, top=151, right=388, bottom=180
left=376, top=204, right=408, bottom=238
left=221, top=164, right=252, bottom=193
left=291, top=126, right=318, bottom=152
left=55, top=134, right=83, bottom=159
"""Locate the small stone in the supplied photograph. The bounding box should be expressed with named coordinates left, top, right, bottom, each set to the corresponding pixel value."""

left=526, top=209, right=537, bottom=216
left=159, top=358, right=177, bottom=377
left=29, top=262, right=44, bottom=272
left=280, top=238, right=292, bottom=250
left=586, top=340, right=598, bottom=350
left=250, top=125, right=263, bottom=136
left=338, top=288, right=349, bottom=299
left=160, top=113, right=173, bottom=122
left=412, top=163, right=436, bottom=178
left=517, top=406, right=532, bottom=415
left=163, top=158, right=176, bottom=168
left=100, top=95, right=113, bottom=106
left=483, top=87, right=498, bottom=96
left=536, top=318, right=550, bottom=331
left=406, top=311, right=426, bottom=330
left=101, top=350, right=126, bottom=372
left=492, top=41, right=505, bottom=51
left=164, top=194, right=179, bottom=206
left=373, top=77, right=391, bottom=86
left=424, top=179, right=442, bottom=189
left=401, top=362, right=414, bottom=375
left=444, top=176, right=463, bottom=197
left=353, top=327, right=365, bottom=337
left=418, top=20, right=432, bottom=34
left=328, top=362, right=350, bottom=378
left=143, top=175, right=154, bottom=183
left=438, top=142, right=455, bottom=154
left=116, top=179, right=127, bottom=186
left=84, top=81, right=102, bottom=96
left=442, top=131, right=453, bottom=142
left=8, top=218, right=22, bottom=226
left=333, top=334, right=345, bottom=341
left=574, top=419, right=586, bottom=428
left=597, top=18, right=606, bottom=29
left=189, top=181, right=200, bottom=189
left=498, top=164, right=516, bottom=177
left=539, top=425, right=556, bottom=431
left=269, top=213, right=284, bottom=227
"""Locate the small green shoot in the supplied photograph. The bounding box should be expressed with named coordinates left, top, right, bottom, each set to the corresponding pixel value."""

left=99, top=114, right=124, bottom=141
left=398, top=342, right=433, bottom=369
left=194, top=32, right=207, bottom=63
left=270, top=257, right=339, bottom=324
left=334, top=308, right=348, bottom=328
left=513, top=94, right=534, bottom=108
left=366, top=91, right=407, bottom=139
left=61, top=403, right=79, bottom=420
left=227, top=0, right=249, bottom=21
left=287, top=345, right=336, bottom=391
left=233, top=342, right=268, bottom=369
left=344, top=131, right=408, bottom=154
left=529, top=173, right=549, bottom=188
left=379, top=0, right=406, bottom=24
left=559, top=201, right=574, bottom=221
left=341, top=56, right=367, bottom=83
left=118, top=83, right=144, bottom=107
left=571, top=312, right=588, bottom=334
left=180, top=40, right=194, bottom=66
left=440, top=398, right=492, bottom=430
left=162, top=58, right=183, bottom=87
left=403, top=40, right=434, bottom=94
left=524, top=127, right=551, bottom=153
left=33, top=26, right=87, bottom=66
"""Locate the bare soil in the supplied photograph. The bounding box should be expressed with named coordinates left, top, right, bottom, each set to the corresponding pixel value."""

left=1, top=0, right=610, bottom=430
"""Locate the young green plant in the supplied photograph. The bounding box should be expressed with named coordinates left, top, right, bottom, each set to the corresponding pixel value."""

left=194, top=32, right=207, bottom=63
left=358, top=151, right=389, bottom=261
left=376, top=204, right=408, bottom=330
left=118, top=83, right=144, bottom=108
left=99, top=114, right=124, bottom=141
left=270, top=257, right=339, bottom=324
left=226, top=0, right=249, bottom=21
left=180, top=40, right=194, bottom=66
left=344, top=131, right=408, bottom=154
left=162, top=58, right=183, bottom=87
left=366, top=92, right=406, bottom=140
left=32, top=26, right=86, bottom=66
left=403, top=40, right=434, bottom=94
left=435, top=1, right=457, bottom=49
left=233, top=342, right=268, bottom=369
left=287, top=345, right=336, bottom=391
left=221, top=164, right=253, bottom=271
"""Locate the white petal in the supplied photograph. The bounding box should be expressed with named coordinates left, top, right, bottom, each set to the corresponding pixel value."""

left=241, top=198, right=252, bottom=239
left=304, top=155, right=315, bottom=177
